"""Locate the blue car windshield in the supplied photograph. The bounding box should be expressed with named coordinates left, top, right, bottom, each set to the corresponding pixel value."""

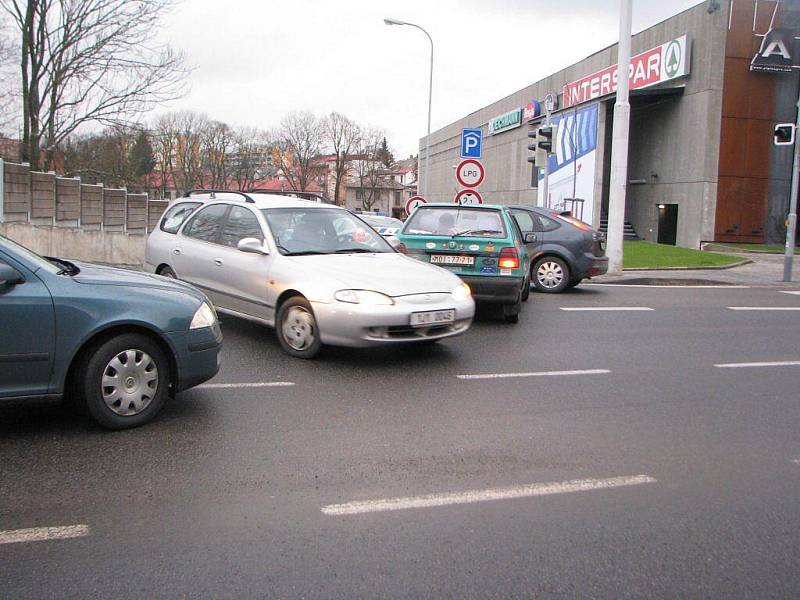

left=0, top=235, right=61, bottom=274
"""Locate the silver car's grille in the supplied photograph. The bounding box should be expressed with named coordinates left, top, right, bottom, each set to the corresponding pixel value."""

left=395, top=293, right=451, bottom=305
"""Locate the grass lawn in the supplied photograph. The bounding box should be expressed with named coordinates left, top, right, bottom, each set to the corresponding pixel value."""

left=711, top=243, right=800, bottom=254
left=622, top=241, right=742, bottom=269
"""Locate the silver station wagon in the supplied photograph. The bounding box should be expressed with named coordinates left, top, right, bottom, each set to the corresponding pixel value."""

left=144, top=191, right=475, bottom=358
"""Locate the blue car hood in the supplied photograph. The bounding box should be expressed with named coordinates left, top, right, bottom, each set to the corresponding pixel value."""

left=71, top=261, right=206, bottom=302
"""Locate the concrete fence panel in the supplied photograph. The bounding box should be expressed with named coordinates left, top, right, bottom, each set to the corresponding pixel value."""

left=126, top=193, right=147, bottom=232
left=148, top=200, right=168, bottom=232
left=3, top=163, right=31, bottom=222
left=30, top=171, right=56, bottom=222
left=55, top=177, right=80, bottom=225
left=80, top=184, right=103, bottom=227
left=103, top=188, right=126, bottom=229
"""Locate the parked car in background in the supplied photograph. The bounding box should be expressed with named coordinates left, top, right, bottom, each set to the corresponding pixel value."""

left=0, top=234, right=222, bottom=429
left=395, top=203, right=531, bottom=323
left=145, top=192, right=475, bottom=358
left=508, top=206, right=608, bottom=293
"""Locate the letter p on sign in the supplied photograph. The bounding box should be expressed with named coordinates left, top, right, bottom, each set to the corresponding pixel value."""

left=461, top=128, right=482, bottom=159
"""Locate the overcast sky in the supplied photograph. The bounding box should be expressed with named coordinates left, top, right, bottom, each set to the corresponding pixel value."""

left=158, top=0, right=703, bottom=157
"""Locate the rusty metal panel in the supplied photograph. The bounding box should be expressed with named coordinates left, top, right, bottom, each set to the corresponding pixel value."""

left=715, top=176, right=767, bottom=243
left=721, top=58, right=775, bottom=119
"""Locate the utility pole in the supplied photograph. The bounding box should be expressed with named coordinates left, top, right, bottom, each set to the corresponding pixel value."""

left=783, top=91, right=800, bottom=282
left=606, top=0, right=633, bottom=275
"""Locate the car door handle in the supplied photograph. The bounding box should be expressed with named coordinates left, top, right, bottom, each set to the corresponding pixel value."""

left=173, top=248, right=181, bottom=255
left=214, top=258, right=223, bottom=266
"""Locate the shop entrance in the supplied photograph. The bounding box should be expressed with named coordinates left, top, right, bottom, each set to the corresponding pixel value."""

left=657, top=204, right=678, bottom=245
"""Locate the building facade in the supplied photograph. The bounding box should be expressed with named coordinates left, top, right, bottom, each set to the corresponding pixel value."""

left=419, top=0, right=799, bottom=248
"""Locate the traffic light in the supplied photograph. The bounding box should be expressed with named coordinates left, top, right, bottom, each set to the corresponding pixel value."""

left=774, top=123, right=796, bottom=146
left=526, top=128, right=538, bottom=163
left=537, top=125, right=556, bottom=153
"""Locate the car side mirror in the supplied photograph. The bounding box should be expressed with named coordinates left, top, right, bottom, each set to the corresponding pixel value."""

left=237, top=238, right=269, bottom=255
left=0, top=261, right=25, bottom=285
left=523, top=232, right=537, bottom=243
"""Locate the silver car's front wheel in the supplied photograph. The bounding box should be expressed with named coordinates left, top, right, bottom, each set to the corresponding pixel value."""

left=276, top=297, right=322, bottom=359
left=101, top=349, right=159, bottom=416
left=533, top=257, right=570, bottom=293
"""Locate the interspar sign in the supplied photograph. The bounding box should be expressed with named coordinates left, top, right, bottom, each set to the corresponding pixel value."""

left=562, top=35, right=690, bottom=108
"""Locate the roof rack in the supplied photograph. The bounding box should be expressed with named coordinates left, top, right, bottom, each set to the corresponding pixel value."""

left=245, top=189, right=334, bottom=204
left=184, top=189, right=255, bottom=203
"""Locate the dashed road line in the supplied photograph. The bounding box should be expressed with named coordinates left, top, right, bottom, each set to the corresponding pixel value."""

left=584, top=283, right=750, bottom=289
left=197, top=382, right=295, bottom=389
left=457, top=368, right=611, bottom=381
left=714, top=361, right=800, bottom=369
left=727, top=307, right=800, bottom=311
left=792, top=459, right=800, bottom=465
left=0, top=525, right=90, bottom=545
left=560, top=306, right=654, bottom=312
left=321, top=475, right=657, bottom=516
left=780, top=291, right=800, bottom=296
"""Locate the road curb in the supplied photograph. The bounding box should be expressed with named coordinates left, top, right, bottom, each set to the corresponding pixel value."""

left=621, top=258, right=752, bottom=272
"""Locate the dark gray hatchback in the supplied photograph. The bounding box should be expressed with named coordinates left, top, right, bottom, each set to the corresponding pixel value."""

left=0, top=235, right=222, bottom=429
left=508, top=206, right=608, bottom=293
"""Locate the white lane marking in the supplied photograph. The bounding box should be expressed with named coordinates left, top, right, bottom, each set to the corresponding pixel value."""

left=0, top=525, right=90, bottom=545
left=196, top=382, right=295, bottom=389
left=714, top=361, right=800, bottom=369
left=727, top=307, right=800, bottom=311
left=560, top=306, right=654, bottom=312
left=780, top=291, right=800, bottom=295
left=457, top=368, right=611, bottom=381
left=585, top=283, right=750, bottom=289
left=792, top=459, right=800, bottom=465
left=321, top=474, right=657, bottom=516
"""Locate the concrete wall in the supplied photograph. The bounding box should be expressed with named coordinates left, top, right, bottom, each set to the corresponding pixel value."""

left=0, top=160, right=168, bottom=266
left=0, top=222, right=146, bottom=267
left=419, top=1, right=729, bottom=249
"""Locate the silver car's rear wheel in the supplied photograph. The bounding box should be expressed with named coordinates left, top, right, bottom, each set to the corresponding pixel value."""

left=101, top=349, right=159, bottom=416
left=276, top=297, right=322, bottom=359
left=533, top=257, right=570, bottom=293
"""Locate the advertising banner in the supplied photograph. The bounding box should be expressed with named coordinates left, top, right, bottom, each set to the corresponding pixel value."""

left=537, top=103, right=599, bottom=226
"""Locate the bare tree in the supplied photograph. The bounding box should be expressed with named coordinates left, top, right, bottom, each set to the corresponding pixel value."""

left=273, top=111, right=325, bottom=192
left=0, top=22, right=18, bottom=135
left=0, top=0, right=189, bottom=171
left=202, top=120, right=235, bottom=190
left=230, top=126, right=274, bottom=191
left=151, top=111, right=178, bottom=199
left=172, top=111, right=208, bottom=195
left=324, top=112, right=360, bottom=206
left=352, top=128, right=388, bottom=212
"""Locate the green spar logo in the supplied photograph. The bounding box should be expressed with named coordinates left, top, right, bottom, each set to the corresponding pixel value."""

left=665, top=40, right=681, bottom=78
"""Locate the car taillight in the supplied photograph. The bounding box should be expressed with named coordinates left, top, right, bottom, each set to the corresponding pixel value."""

left=498, top=247, right=519, bottom=269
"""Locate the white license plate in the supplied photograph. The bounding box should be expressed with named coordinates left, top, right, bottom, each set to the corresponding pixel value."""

left=410, top=309, right=456, bottom=327
left=430, top=255, right=475, bottom=266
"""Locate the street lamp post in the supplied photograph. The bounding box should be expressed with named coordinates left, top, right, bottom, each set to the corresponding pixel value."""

left=385, top=18, right=433, bottom=198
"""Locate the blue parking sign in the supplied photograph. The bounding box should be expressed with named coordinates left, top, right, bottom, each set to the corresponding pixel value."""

left=461, top=128, right=482, bottom=159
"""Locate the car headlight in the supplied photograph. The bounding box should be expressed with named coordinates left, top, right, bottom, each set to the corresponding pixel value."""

left=190, top=302, right=217, bottom=329
left=451, top=282, right=471, bottom=301
left=334, top=289, right=394, bottom=305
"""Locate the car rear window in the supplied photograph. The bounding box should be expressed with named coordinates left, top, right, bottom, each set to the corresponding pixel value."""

left=403, top=207, right=506, bottom=237
left=160, top=201, right=201, bottom=234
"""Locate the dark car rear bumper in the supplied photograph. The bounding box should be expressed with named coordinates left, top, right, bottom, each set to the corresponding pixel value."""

left=460, top=275, right=521, bottom=303
left=584, top=255, right=608, bottom=277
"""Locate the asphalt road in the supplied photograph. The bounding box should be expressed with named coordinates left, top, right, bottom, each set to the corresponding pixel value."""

left=1, top=284, right=799, bottom=599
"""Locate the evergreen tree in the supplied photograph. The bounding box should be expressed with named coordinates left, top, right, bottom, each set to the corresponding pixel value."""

left=130, top=130, right=156, bottom=178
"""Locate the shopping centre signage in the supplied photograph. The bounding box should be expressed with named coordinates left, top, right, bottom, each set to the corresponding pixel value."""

left=487, top=108, right=523, bottom=135
left=751, top=28, right=797, bottom=73
left=562, top=34, right=691, bottom=108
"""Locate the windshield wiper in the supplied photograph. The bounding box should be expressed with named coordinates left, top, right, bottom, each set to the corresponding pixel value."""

left=284, top=250, right=332, bottom=256
left=451, top=229, right=502, bottom=238
left=333, top=248, right=375, bottom=253
left=46, top=256, right=80, bottom=276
